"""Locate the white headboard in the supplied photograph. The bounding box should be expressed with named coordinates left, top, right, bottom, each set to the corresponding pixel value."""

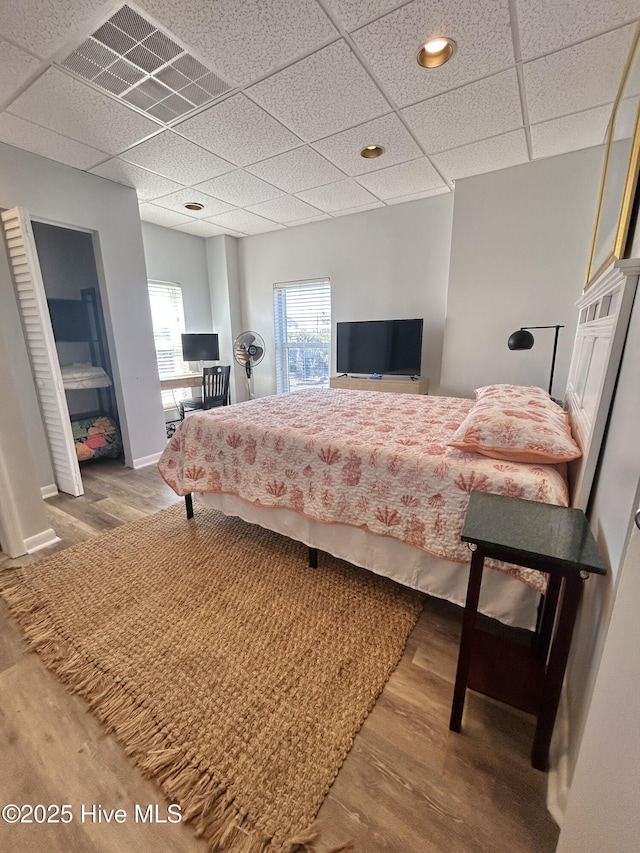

left=566, top=259, right=640, bottom=510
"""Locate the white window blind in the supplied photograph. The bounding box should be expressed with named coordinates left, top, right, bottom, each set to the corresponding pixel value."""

left=147, top=280, right=189, bottom=408
left=274, top=279, right=331, bottom=394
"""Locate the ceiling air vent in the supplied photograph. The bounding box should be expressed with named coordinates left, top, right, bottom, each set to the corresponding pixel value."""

left=61, top=4, right=231, bottom=123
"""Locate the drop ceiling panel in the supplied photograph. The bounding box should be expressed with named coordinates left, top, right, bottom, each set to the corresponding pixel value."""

left=313, top=113, right=422, bottom=175
left=0, top=39, right=43, bottom=105
left=322, top=0, right=401, bottom=32
left=0, top=0, right=105, bottom=60
left=352, top=0, right=515, bottom=107
left=176, top=93, right=302, bottom=166
left=356, top=157, right=445, bottom=199
left=195, top=170, right=283, bottom=207
left=138, top=0, right=337, bottom=86
left=247, top=40, right=389, bottom=141
left=121, top=131, right=233, bottom=184
left=207, top=208, right=283, bottom=234
left=173, top=220, right=242, bottom=237
left=402, top=69, right=522, bottom=155
left=296, top=178, right=379, bottom=212
left=153, top=187, right=236, bottom=216
left=331, top=201, right=385, bottom=217
left=90, top=157, right=183, bottom=199
left=516, top=0, right=640, bottom=60
left=8, top=67, right=160, bottom=154
left=386, top=186, right=451, bottom=204
left=0, top=112, right=107, bottom=169
left=247, top=195, right=322, bottom=224
left=432, top=129, right=529, bottom=181
left=524, top=26, right=637, bottom=124
left=139, top=202, right=195, bottom=226
left=530, top=105, right=612, bottom=160
left=288, top=213, right=332, bottom=226
left=246, top=146, right=345, bottom=193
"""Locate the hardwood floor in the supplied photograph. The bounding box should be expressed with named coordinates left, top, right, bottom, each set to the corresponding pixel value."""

left=0, top=460, right=559, bottom=852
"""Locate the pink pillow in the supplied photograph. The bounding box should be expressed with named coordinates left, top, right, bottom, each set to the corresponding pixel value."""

left=448, top=387, right=581, bottom=464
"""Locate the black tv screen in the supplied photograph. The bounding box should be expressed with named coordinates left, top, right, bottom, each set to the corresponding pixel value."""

left=336, top=318, right=423, bottom=376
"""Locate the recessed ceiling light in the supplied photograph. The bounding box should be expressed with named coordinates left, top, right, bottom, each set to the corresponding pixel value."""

left=360, top=145, right=385, bottom=159
left=184, top=202, right=204, bottom=210
left=417, top=36, right=457, bottom=68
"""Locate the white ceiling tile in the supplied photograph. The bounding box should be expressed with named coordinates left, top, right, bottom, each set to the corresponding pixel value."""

left=173, top=220, right=242, bottom=237
left=121, top=131, right=233, bottom=185
left=207, top=208, right=283, bottom=234
left=176, top=93, right=301, bottom=166
left=524, top=26, right=637, bottom=124
left=531, top=105, right=613, bottom=160
left=195, top=169, right=283, bottom=207
left=403, top=69, right=522, bottom=154
left=138, top=0, right=336, bottom=86
left=247, top=40, right=389, bottom=141
left=614, top=94, right=640, bottom=142
left=153, top=187, right=236, bottom=216
left=330, top=201, right=385, bottom=217
left=356, top=157, right=445, bottom=199
left=432, top=130, right=529, bottom=181
left=385, top=186, right=452, bottom=204
left=246, top=146, right=345, bottom=193
left=90, top=158, right=183, bottom=200
left=0, top=0, right=105, bottom=59
left=0, top=38, right=42, bottom=104
left=517, top=0, right=640, bottom=60
left=322, top=0, right=400, bottom=32
left=9, top=67, right=160, bottom=154
left=352, top=0, right=514, bottom=107
left=139, top=203, right=195, bottom=227
left=288, top=213, right=332, bottom=226
left=296, top=178, right=379, bottom=212
left=0, top=111, right=106, bottom=169
left=313, top=113, right=423, bottom=175
left=246, top=195, right=322, bottom=223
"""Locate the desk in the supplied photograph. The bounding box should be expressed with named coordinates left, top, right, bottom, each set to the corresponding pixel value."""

left=160, top=373, right=201, bottom=391
left=450, top=492, right=606, bottom=771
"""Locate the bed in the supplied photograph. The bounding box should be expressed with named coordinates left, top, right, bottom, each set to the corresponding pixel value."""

left=158, top=384, right=581, bottom=630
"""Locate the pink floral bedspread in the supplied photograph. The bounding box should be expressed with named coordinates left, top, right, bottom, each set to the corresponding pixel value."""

left=158, top=390, right=569, bottom=592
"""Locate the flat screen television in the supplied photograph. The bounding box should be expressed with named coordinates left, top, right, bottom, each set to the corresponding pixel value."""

left=336, top=318, right=423, bottom=376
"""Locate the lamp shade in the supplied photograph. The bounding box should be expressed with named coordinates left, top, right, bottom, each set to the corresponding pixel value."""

left=181, top=333, right=219, bottom=361
left=508, top=329, right=535, bottom=350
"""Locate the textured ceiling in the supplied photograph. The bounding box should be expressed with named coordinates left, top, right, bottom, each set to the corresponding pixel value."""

left=0, top=0, right=638, bottom=237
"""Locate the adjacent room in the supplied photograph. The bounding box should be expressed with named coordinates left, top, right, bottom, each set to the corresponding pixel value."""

left=0, top=1, right=639, bottom=852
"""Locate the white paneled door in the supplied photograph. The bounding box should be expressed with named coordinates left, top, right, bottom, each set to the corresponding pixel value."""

left=1, top=206, right=83, bottom=496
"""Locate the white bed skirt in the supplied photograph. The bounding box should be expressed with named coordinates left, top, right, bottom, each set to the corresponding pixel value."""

left=195, top=492, right=540, bottom=631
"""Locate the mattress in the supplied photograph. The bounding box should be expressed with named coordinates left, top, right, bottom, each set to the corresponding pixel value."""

left=61, top=363, right=112, bottom=390
left=72, top=415, right=122, bottom=461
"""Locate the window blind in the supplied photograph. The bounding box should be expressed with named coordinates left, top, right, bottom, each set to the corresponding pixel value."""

left=147, top=280, right=189, bottom=407
left=273, top=279, right=331, bottom=394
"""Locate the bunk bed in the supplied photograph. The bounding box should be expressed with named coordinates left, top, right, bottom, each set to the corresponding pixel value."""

left=47, top=287, right=122, bottom=462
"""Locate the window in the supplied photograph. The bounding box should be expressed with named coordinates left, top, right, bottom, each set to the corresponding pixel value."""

left=148, top=280, right=190, bottom=408
left=274, top=279, right=331, bottom=394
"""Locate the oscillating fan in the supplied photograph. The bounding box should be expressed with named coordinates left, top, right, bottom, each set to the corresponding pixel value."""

left=233, top=331, right=265, bottom=398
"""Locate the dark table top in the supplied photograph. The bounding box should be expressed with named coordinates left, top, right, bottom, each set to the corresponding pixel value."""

left=461, top=492, right=607, bottom=576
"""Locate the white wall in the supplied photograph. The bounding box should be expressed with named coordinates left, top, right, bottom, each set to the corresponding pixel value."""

left=0, top=142, right=166, bottom=472
left=237, top=194, right=454, bottom=398
left=440, top=147, right=604, bottom=399
left=206, top=235, right=244, bottom=403
left=141, top=221, right=211, bottom=331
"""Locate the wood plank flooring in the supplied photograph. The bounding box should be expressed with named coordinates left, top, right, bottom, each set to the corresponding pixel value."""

left=0, top=460, right=559, bottom=853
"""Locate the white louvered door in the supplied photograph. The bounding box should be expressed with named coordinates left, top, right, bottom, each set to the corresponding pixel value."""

left=1, top=207, right=83, bottom=496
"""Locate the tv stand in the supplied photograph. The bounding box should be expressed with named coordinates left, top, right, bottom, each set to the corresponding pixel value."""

left=329, top=376, right=429, bottom=395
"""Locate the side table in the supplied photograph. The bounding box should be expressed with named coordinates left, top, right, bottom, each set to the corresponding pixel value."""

left=449, top=492, right=606, bottom=771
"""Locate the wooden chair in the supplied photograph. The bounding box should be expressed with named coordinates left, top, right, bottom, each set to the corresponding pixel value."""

left=180, top=365, right=230, bottom=419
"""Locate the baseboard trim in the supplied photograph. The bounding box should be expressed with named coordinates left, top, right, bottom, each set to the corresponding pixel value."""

left=547, top=689, right=570, bottom=827
left=25, top=527, right=60, bottom=554
left=132, top=452, right=163, bottom=469
left=40, top=484, right=58, bottom=500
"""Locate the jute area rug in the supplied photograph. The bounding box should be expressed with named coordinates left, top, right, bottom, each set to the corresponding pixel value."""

left=1, top=504, right=423, bottom=853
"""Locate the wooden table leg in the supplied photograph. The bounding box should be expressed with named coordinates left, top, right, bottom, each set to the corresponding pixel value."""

left=536, top=572, right=562, bottom=661
left=531, top=574, right=584, bottom=770
left=450, top=547, right=485, bottom=733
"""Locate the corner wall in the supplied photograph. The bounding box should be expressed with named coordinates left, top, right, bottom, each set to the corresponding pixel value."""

left=440, top=147, right=604, bottom=399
